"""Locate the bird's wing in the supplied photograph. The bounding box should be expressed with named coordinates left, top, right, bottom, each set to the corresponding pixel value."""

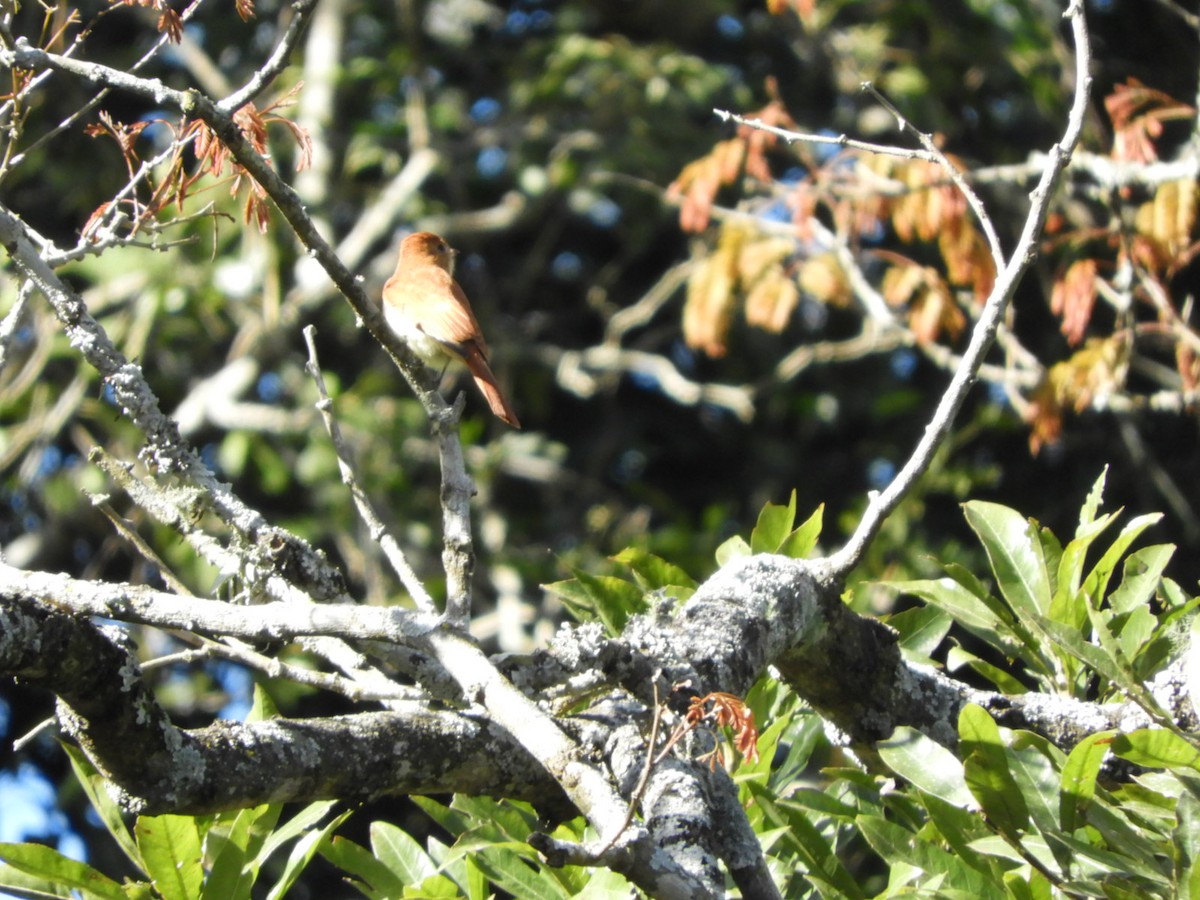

left=423, top=273, right=490, bottom=358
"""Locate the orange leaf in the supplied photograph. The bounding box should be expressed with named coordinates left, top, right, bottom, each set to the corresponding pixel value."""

left=669, top=142, right=743, bottom=233
left=1050, top=258, right=1098, bottom=346
left=1026, top=380, right=1063, bottom=455
left=1105, top=79, right=1195, bottom=164
left=1178, top=343, right=1200, bottom=395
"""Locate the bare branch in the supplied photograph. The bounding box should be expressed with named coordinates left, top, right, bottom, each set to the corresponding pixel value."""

left=714, top=108, right=940, bottom=163
left=303, top=325, right=438, bottom=615
left=827, top=1, right=1093, bottom=577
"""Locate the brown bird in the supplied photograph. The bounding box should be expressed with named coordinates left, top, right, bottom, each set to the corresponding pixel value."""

left=381, top=231, right=520, bottom=428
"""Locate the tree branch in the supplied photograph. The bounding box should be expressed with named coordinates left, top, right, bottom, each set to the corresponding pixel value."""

left=826, top=1, right=1093, bottom=576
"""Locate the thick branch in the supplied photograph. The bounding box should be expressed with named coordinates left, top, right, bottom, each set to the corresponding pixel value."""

left=0, top=595, right=570, bottom=816
left=0, top=561, right=437, bottom=641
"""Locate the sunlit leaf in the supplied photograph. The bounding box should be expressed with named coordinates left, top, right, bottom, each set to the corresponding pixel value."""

left=959, top=704, right=1030, bottom=838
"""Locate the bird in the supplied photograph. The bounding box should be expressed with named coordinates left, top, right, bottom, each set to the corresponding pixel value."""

left=380, top=231, right=521, bottom=428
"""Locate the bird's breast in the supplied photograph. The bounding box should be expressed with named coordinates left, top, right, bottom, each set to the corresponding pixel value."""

left=383, top=302, right=452, bottom=365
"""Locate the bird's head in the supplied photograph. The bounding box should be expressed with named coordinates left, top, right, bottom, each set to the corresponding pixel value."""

left=401, top=231, right=457, bottom=274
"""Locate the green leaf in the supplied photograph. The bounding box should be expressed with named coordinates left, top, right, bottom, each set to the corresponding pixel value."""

left=715, top=534, right=752, bottom=566
left=202, top=804, right=280, bottom=900
left=265, top=809, right=351, bottom=900
left=369, top=822, right=439, bottom=886
left=1110, top=544, right=1174, bottom=616
left=257, top=801, right=338, bottom=869
left=856, top=815, right=1005, bottom=898
left=1112, top=729, right=1200, bottom=773
left=1060, top=731, right=1114, bottom=834
left=1175, top=789, right=1200, bottom=900
left=963, top=500, right=1051, bottom=620
left=751, top=491, right=797, bottom=554
left=779, top=790, right=860, bottom=821
left=888, top=578, right=1021, bottom=657
left=136, top=816, right=203, bottom=900
left=887, top=605, right=952, bottom=658
left=570, top=866, right=634, bottom=898
left=0, top=842, right=128, bottom=900
left=958, top=704, right=1030, bottom=838
left=61, top=742, right=142, bottom=871
left=1004, top=736, right=1070, bottom=871
left=1082, top=513, right=1163, bottom=604
left=940, top=561, right=994, bottom=608
left=918, top=792, right=995, bottom=876
left=1084, top=785, right=1171, bottom=863
left=1043, top=827, right=1169, bottom=887
left=464, top=855, right=488, bottom=900
left=1113, top=605, right=1157, bottom=665
left=0, top=860, right=76, bottom=898
left=544, top=571, right=646, bottom=633
left=1036, top=616, right=1125, bottom=686
left=1004, top=867, right=1054, bottom=900
left=452, top=797, right=538, bottom=843
left=878, top=726, right=974, bottom=808
left=1051, top=511, right=1118, bottom=630
left=778, top=503, right=824, bottom=559
left=472, top=847, right=569, bottom=900
left=946, top=646, right=1027, bottom=694
left=610, top=547, right=697, bottom=592
left=743, top=782, right=864, bottom=898
left=1077, top=468, right=1108, bottom=532
left=413, top=873, right=468, bottom=897
left=410, top=798, right=472, bottom=838
left=319, top=835, right=407, bottom=900
left=247, top=683, right=280, bottom=722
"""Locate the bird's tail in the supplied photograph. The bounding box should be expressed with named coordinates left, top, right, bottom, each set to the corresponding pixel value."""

left=463, top=348, right=521, bottom=428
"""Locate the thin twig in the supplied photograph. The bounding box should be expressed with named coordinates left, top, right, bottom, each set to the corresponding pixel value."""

left=0, top=279, right=33, bottom=375
left=827, top=0, right=1093, bottom=577
left=858, top=82, right=1006, bottom=271
left=714, top=109, right=940, bottom=163
left=598, top=680, right=665, bottom=855
left=303, top=325, right=438, bottom=615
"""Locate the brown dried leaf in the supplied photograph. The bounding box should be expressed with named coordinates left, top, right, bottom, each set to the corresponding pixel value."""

left=1049, top=336, right=1128, bottom=413
left=234, top=103, right=269, bottom=155
left=880, top=261, right=925, bottom=307
left=745, top=269, right=800, bottom=333
left=908, top=276, right=964, bottom=345
left=684, top=226, right=747, bottom=357
left=1134, top=179, right=1198, bottom=271
left=687, top=692, right=760, bottom=764
left=939, top=221, right=995, bottom=305
left=158, top=8, right=182, bottom=42
left=798, top=252, right=851, bottom=307
left=767, top=0, right=815, bottom=21
left=80, top=202, right=114, bottom=241
left=737, top=235, right=794, bottom=284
